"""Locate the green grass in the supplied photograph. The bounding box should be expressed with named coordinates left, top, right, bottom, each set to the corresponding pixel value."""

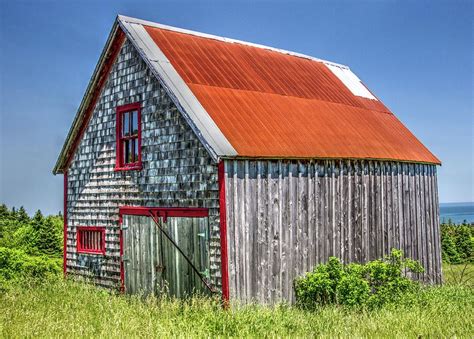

left=443, top=263, right=473, bottom=287
left=1, top=275, right=473, bottom=338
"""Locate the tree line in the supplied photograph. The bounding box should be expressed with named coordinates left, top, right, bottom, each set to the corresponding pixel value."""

left=0, top=204, right=63, bottom=256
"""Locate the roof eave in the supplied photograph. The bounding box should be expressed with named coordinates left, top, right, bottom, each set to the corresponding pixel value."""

left=218, top=155, right=441, bottom=166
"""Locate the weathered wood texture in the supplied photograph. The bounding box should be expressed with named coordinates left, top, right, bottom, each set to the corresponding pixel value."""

left=123, top=215, right=210, bottom=297
left=66, top=39, right=221, bottom=289
left=224, top=159, right=441, bottom=304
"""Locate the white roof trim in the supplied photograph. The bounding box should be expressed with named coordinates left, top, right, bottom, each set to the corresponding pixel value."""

left=118, top=15, right=350, bottom=70
left=118, top=18, right=237, bottom=159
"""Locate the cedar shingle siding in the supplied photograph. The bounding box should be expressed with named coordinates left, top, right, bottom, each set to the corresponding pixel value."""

left=66, top=40, right=222, bottom=289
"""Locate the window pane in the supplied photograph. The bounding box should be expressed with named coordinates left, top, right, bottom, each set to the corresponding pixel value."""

left=128, top=139, right=134, bottom=163
left=131, top=111, right=138, bottom=135
left=122, top=112, right=130, bottom=136
left=123, top=140, right=130, bottom=164
left=133, top=138, right=139, bottom=162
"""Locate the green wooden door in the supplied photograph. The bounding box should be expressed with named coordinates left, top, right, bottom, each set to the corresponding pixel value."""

left=122, top=214, right=210, bottom=297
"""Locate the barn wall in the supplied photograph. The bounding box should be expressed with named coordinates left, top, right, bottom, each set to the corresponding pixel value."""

left=224, top=159, right=441, bottom=303
left=66, top=39, right=221, bottom=289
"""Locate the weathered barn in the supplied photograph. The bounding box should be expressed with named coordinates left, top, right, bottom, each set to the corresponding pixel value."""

left=53, top=15, right=442, bottom=303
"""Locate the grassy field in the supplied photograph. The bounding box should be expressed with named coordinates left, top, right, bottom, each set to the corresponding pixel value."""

left=1, top=267, right=473, bottom=338
left=443, top=263, right=473, bottom=287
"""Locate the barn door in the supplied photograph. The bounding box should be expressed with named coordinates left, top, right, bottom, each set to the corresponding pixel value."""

left=122, top=213, right=211, bottom=297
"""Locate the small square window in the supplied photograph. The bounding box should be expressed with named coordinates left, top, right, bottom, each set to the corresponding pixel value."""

left=115, top=103, right=142, bottom=171
left=77, top=227, right=106, bottom=255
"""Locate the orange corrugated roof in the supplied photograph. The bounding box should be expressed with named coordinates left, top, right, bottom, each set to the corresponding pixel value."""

left=144, top=25, right=440, bottom=164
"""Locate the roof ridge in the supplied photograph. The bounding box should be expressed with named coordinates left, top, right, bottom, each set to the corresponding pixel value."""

left=117, top=14, right=350, bottom=70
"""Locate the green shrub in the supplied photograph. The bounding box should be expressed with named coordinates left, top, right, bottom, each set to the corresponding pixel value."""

left=336, top=268, right=370, bottom=307
left=0, top=247, right=61, bottom=290
left=294, top=249, right=423, bottom=309
left=0, top=205, right=63, bottom=257
left=441, top=222, right=473, bottom=264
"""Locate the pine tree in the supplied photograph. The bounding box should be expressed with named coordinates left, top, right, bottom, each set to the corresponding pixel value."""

left=0, top=204, right=9, bottom=219
left=10, top=207, right=17, bottom=219
left=0, top=204, right=9, bottom=239
left=32, top=210, right=61, bottom=256
left=31, top=210, right=44, bottom=232
left=16, top=206, right=30, bottom=224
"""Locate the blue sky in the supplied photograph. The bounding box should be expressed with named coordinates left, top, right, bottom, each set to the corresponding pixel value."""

left=0, top=0, right=472, bottom=215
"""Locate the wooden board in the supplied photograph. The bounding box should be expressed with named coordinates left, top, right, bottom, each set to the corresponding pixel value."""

left=123, top=214, right=211, bottom=297
left=224, top=159, right=441, bottom=304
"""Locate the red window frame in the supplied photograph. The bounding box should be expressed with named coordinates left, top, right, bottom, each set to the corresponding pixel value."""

left=77, top=226, right=106, bottom=255
left=115, top=102, right=142, bottom=171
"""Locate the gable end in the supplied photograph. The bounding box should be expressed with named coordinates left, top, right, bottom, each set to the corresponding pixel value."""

left=54, top=17, right=228, bottom=174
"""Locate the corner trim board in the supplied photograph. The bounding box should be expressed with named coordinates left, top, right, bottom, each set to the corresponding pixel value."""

left=218, top=161, right=230, bottom=304
left=63, top=171, right=68, bottom=277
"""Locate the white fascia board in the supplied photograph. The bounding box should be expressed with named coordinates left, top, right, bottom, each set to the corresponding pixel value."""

left=118, top=15, right=350, bottom=70
left=118, top=19, right=237, bottom=160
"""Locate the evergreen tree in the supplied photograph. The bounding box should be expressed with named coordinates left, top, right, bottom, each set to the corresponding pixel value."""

left=31, top=210, right=44, bottom=232
left=16, top=206, right=30, bottom=224
left=0, top=204, right=9, bottom=239
left=0, top=204, right=9, bottom=219
left=0, top=206, right=22, bottom=243
left=32, top=210, right=61, bottom=256
left=10, top=207, right=17, bottom=219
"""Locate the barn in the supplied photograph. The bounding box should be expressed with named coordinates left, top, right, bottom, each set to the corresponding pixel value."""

left=53, top=15, right=442, bottom=304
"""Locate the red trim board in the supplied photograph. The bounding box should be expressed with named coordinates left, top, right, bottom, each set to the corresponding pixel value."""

left=63, top=171, right=68, bottom=276
left=119, top=206, right=209, bottom=219
left=218, top=161, right=230, bottom=304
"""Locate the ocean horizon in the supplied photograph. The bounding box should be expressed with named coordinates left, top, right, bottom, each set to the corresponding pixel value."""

left=440, top=202, right=474, bottom=224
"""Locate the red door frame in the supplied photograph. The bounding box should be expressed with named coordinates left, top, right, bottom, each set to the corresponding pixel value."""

left=118, top=206, right=209, bottom=292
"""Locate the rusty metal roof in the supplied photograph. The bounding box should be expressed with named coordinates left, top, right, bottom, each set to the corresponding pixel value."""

left=53, top=16, right=440, bottom=173
left=134, top=17, right=439, bottom=164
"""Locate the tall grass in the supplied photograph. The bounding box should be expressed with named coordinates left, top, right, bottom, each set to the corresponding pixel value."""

left=1, top=278, right=472, bottom=337
left=443, top=263, right=473, bottom=287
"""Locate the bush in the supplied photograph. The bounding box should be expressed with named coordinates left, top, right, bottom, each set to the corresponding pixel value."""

left=441, top=222, right=473, bottom=264
left=294, top=249, right=424, bottom=309
left=0, top=247, right=61, bottom=290
left=0, top=205, right=63, bottom=257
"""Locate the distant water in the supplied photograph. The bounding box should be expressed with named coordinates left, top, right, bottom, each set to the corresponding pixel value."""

left=440, top=202, right=474, bottom=224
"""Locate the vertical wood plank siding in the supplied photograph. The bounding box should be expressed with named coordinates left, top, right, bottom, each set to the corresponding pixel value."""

left=66, top=39, right=221, bottom=289
left=224, top=159, right=441, bottom=304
